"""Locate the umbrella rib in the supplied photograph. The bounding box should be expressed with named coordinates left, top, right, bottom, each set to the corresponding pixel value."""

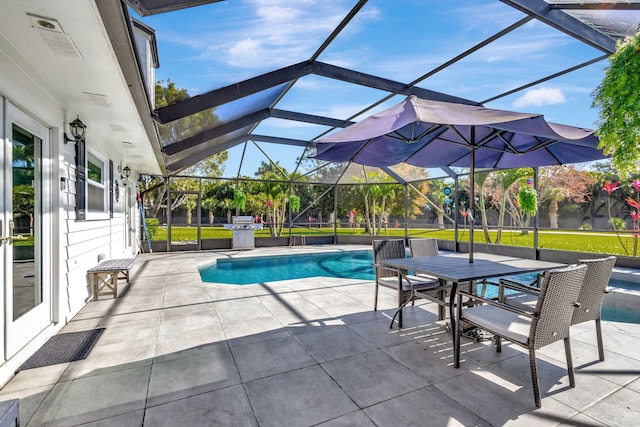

left=403, top=126, right=449, bottom=163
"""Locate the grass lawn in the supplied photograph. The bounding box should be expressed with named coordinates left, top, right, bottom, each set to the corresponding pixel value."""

left=154, top=225, right=638, bottom=257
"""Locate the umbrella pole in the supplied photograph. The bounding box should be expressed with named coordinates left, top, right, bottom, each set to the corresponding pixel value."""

left=469, top=147, right=475, bottom=263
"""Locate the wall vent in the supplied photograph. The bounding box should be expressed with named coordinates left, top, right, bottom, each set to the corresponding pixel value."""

left=27, top=13, right=82, bottom=59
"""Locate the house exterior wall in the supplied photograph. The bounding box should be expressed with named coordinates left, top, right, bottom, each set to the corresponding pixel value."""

left=0, top=53, right=141, bottom=386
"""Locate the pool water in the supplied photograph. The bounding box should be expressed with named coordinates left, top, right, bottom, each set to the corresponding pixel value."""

left=199, top=250, right=375, bottom=284
left=199, top=250, right=640, bottom=323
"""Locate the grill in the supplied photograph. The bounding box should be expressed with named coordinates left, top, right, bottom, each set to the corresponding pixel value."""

left=223, top=216, right=262, bottom=250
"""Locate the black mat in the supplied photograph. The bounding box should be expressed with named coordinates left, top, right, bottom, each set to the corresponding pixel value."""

left=17, top=328, right=105, bottom=372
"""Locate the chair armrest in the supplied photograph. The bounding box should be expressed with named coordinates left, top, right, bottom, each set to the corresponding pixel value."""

left=457, top=289, right=535, bottom=318
left=372, top=263, right=402, bottom=276
left=498, top=279, right=541, bottom=295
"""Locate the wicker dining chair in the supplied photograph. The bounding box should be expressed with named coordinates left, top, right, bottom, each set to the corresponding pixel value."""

left=500, top=256, right=616, bottom=361
left=408, top=238, right=439, bottom=258
left=407, top=238, right=452, bottom=319
left=372, top=239, right=444, bottom=327
left=572, top=256, right=616, bottom=361
left=455, top=264, right=587, bottom=408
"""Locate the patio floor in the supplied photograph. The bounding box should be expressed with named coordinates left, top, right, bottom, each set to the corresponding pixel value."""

left=2, top=245, right=639, bottom=426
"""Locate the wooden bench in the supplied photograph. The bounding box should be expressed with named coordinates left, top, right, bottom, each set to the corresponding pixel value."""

left=88, top=258, right=136, bottom=300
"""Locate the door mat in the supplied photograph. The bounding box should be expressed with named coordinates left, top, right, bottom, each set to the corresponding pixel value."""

left=16, top=328, right=105, bottom=372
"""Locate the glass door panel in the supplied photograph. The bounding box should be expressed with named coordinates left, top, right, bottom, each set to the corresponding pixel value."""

left=4, top=103, right=50, bottom=357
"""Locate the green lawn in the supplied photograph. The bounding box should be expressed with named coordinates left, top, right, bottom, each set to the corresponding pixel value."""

left=156, top=226, right=638, bottom=257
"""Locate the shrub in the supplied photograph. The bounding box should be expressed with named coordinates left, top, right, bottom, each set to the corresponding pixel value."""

left=145, top=218, right=160, bottom=240
left=578, top=223, right=592, bottom=231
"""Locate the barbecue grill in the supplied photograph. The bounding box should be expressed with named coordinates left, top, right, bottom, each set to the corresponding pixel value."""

left=223, top=216, right=262, bottom=249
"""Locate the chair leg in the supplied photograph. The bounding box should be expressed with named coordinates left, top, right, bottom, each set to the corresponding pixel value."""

left=595, top=318, right=605, bottom=361
left=564, top=338, right=575, bottom=388
left=454, top=300, right=462, bottom=369
left=397, top=288, right=404, bottom=328
left=529, top=349, right=542, bottom=408
left=374, top=283, right=379, bottom=311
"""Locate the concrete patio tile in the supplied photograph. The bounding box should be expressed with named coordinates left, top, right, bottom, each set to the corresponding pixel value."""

left=59, top=318, right=103, bottom=333
left=144, top=384, right=257, bottom=427
left=491, top=352, right=621, bottom=411
left=434, top=366, right=579, bottom=426
left=162, top=286, right=213, bottom=307
left=147, top=344, right=241, bottom=407
left=75, top=409, right=145, bottom=426
left=284, top=318, right=345, bottom=335
left=314, top=410, right=376, bottom=426
left=207, top=285, right=263, bottom=301
left=364, top=385, right=491, bottom=427
left=158, top=306, right=221, bottom=336
left=321, top=302, right=377, bottom=318
left=95, top=320, right=160, bottom=346
left=539, top=336, right=640, bottom=387
left=0, top=385, right=53, bottom=427
left=321, top=349, right=429, bottom=407
left=330, top=309, right=386, bottom=325
left=245, top=365, right=357, bottom=427
left=222, top=316, right=290, bottom=347
left=347, top=316, right=440, bottom=349
left=258, top=293, right=333, bottom=324
left=558, top=412, right=607, bottom=426
left=98, top=309, right=163, bottom=327
left=29, top=364, right=151, bottom=427
left=154, top=328, right=226, bottom=360
left=627, top=377, right=640, bottom=393
left=0, top=363, right=69, bottom=393
left=231, top=335, right=316, bottom=381
left=60, top=337, right=156, bottom=381
left=214, top=296, right=277, bottom=324
left=294, top=325, right=376, bottom=363
left=582, top=387, right=640, bottom=426
left=382, top=334, right=465, bottom=384
left=572, top=324, right=640, bottom=361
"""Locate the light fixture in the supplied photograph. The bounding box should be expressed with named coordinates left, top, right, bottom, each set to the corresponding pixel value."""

left=64, top=115, right=86, bottom=144
left=121, top=166, right=131, bottom=185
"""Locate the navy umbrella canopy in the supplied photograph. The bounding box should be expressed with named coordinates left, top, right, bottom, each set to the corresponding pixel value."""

left=312, top=96, right=606, bottom=262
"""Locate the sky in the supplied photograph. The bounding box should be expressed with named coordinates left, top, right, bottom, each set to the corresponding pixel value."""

left=136, top=0, right=609, bottom=178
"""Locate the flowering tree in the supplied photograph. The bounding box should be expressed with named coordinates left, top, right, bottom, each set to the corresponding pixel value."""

left=602, top=180, right=635, bottom=255
left=626, top=179, right=640, bottom=256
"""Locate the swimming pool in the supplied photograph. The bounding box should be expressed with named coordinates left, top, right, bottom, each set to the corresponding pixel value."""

left=199, top=250, right=374, bottom=284
left=199, top=250, right=640, bottom=323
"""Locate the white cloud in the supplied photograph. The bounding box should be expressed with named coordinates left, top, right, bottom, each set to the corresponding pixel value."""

left=512, top=87, right=566, bottom=108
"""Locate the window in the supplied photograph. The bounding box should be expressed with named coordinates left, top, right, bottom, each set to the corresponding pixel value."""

left=87, top=151, right=106, bottom=212
left=75, top=142, right=114, bottom=220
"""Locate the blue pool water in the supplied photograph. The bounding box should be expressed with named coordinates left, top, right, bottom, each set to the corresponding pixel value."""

left=199, top=250, right=640, bottom=323
left=199, top=250, right=375, bottom=284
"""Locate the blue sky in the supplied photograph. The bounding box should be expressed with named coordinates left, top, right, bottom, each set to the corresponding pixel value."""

left=137, top=0, right=608, bottom=177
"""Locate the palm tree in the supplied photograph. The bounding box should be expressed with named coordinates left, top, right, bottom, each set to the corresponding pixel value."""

left=202, top=197, right=216, bottom=224
left=494, top=169, right=531, bottom=243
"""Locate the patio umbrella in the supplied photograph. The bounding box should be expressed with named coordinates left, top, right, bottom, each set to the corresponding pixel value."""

left=312, top=95, right=606, bottom=262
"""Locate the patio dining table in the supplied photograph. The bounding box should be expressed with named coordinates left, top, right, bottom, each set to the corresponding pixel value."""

left=382, top=252, right=565, bottom=367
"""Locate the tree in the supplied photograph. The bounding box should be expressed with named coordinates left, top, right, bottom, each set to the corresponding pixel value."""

left=592, top=32, right=640, bottom=177
left=141, top=80, right=228, bottom=219
left=491, top=169, right=531, bottom=243
left=537, top=166, right=596, bottom=229
left=475, top=172, right=492, bottom=243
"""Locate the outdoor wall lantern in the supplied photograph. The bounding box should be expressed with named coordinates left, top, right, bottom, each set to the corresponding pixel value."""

left=64, top=115, right=86, bottom=144
left=121, top=166, right=131, bottom=185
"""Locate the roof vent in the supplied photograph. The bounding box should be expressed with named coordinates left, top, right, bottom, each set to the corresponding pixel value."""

left=27, top=13, right=82, bottom=59
left=84, top=92, right=112, bottom=108
left=110, top=124, right=127, bottom=133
